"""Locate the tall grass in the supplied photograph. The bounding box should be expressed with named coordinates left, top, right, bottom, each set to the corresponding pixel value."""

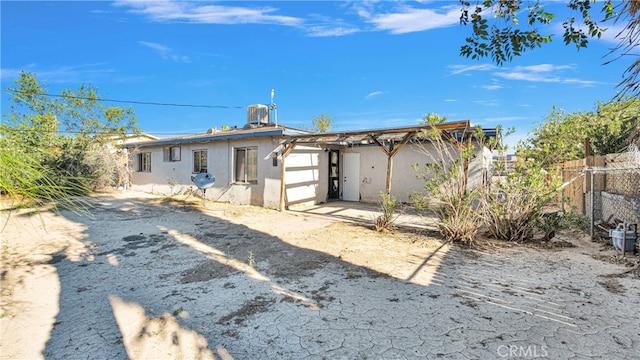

left=0, top=144, right=92, bottom=229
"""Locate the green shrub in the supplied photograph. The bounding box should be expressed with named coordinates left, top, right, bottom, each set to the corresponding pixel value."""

left=479, top=160, right=561, bottom=242
left=374, top=192, right=399, bottom=232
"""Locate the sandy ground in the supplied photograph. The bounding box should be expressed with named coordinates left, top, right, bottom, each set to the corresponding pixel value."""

left=1, top=191, right=639, bottom=359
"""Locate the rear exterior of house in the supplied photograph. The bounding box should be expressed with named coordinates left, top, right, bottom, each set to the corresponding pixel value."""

left=126, top=126, right=321, bottom=208
left=124, top=109, right=494, bottom=209
left=339, top=142, right=491, bottom=203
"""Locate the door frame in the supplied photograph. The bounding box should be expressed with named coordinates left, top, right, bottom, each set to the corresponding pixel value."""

left=327, top=150, right=340, bottom=200
left=342, top=152, right=360, bottom=201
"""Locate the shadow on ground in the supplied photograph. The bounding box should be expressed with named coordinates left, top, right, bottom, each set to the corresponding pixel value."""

left=3, top=192, right=638, bottom=359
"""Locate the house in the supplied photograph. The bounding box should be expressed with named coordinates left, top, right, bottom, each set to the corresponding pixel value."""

left=124, top=105, right=496, bottom=210
left=493, top=153, right=518, bottom=173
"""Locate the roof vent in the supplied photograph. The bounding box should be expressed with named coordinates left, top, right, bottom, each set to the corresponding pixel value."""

left=247, top=104, right=269, bottom=126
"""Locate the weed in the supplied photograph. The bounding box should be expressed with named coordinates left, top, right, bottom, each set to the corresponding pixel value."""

left=374, top=192, right=399, bottom=232
left=539, top=208, right=589, bottom=234
left=408, top=191, right=429, bottom=214
left=248, top=250, right=255, bottom=268
left=167, top=177, right=178, bottom=195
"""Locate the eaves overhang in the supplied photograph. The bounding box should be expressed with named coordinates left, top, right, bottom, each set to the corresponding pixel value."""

left=282, top=120, right=480, bottom=146
left=123, top=128, right=289, bottom=149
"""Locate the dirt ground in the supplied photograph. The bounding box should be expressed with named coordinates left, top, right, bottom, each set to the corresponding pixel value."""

left=1, top=191, right=639, bottom=359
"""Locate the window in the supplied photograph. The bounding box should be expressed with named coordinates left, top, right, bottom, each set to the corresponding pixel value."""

left=234, top=147, right=258, bottom=183
left=138, top=152, right=151, bottom=172
left=193, top=150, right=208, bottom=173
left=163, top=146, right=181, bottom=162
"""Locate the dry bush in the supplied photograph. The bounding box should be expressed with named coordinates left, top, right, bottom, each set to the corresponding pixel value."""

left=411, top=114, right=484, bottom=245
left=478, top=160, right=560, bottom=242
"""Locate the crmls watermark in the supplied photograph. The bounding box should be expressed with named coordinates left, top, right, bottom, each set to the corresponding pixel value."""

left=497, top=345, right=549, bottom=358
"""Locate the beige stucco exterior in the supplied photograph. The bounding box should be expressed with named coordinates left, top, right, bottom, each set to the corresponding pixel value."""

left=129, top=135, right=289, bottom=207
left=125, top=125, right=493, bottom=208
left=340, top=142, right=488, bottom=203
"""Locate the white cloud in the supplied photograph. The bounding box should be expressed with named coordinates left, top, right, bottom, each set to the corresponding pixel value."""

left=365, top=91, right=384, bottom=100
left=1, top=64, right=116, bottom=83
left=450, top=62, right=600, bottom=87
left=493, top=64, right=598, bottom=86
left=514, top=64, right=572, bottom=72
left=599, top=23, right=628, bottom=44
left=306, top=25, right=359, bottom=37
left=481, top=84, right=503, bottom=90
left=482, top=116, right=529, bottom=123
left=448, top=64, right=495, bottom=75
left=474, top=99, right=499, bottom=107
left=0, top=68, right=22, bottom=80
left=114, top=0, right=302, bottom=26
left=363, top=5, right=460, bottom=34
left=139, top=41, right=190, bottom=63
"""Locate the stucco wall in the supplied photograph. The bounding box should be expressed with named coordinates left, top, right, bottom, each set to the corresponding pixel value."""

left=128, top=137, right=286, bottom=207
left=342, top=141, right=488, bottom=204
left=284, top=146, right=327, bottom=207
left=128, top=136, right=489, bottom=208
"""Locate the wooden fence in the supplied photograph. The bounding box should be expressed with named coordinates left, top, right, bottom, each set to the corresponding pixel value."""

left=553, top=156, right=606, bottom=214
left=553, top=153, right=640, bottom=225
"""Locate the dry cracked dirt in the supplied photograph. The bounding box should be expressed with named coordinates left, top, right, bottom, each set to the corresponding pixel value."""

left=1, top=191, right=639, bottom=359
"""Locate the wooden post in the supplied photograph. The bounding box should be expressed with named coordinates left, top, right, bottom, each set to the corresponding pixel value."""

left=279, top=140, right=297, bottom=211
left=371, top=132, right=413, bottom=195
left=386, top=153, right=393, bottom=195
left=584, top=138, right=591, bottom=158
left=279, top=154, right=286, bottom=211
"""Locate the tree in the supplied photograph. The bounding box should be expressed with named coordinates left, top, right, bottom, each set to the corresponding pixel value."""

left=587, top=98, right=639, bottom=153
left=519, top=98, right=640, bottom=166
left=411, top=114, right=486, bottom=245
left=519, top=106, right=590, bottom=167
left=311, top=114, right=333, bottom=133
left=1, top=71, right=139, bottom=212
left=460, top=0, right=640, bottom=97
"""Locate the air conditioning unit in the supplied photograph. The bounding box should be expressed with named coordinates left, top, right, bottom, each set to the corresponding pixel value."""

left=247, top=104, right=270, bottom=126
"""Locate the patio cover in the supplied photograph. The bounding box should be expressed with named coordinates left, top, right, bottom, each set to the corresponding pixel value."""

left=276, top=120, right=495, bottom=211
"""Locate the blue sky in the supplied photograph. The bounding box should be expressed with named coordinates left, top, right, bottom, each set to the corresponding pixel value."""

left=1, top=1, right=632, bottom=150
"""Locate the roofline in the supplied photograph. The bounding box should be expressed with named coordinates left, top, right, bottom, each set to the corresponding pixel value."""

left=286, top=120, right=474, bottom=141
left=124, top=128, right=287, bottom=148
left=123, top=121, right=497, bottom=149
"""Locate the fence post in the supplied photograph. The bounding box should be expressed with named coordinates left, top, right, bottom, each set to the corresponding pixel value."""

left=561, top=168, right=565, bottom=212
left=590, top=170, right=595, bottom=239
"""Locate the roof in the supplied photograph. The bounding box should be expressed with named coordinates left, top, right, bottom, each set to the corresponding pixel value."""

left=283, top=120, right=495, bottom=146
left=123, top=124, right=309, bottom=148
left=112, top=133, right=159, bottom=145
left=124, top=120, right=498, bottom=149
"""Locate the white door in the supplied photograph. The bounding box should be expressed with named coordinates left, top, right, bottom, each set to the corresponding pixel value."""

left=343, top=153, right=360, bottom=201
